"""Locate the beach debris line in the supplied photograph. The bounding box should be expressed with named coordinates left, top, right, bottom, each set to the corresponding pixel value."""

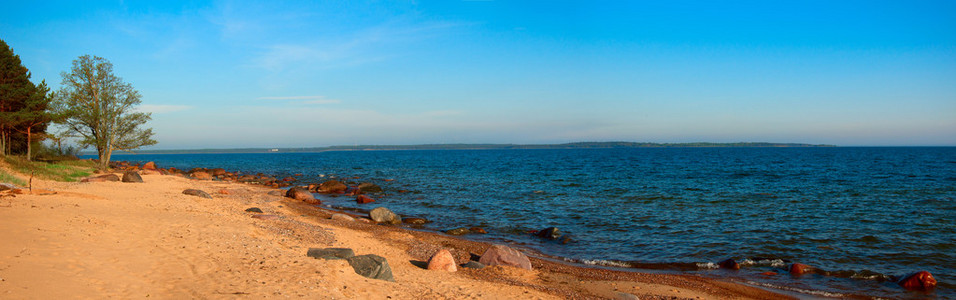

left=478, top=244, right=533, bottom=270
left=182, top=189, right=212, bottom=199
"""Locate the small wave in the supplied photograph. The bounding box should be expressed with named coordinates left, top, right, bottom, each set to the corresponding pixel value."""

left=579, top=259, right=634, bottom=268
left=743, top=281, right=847, bottom=298
left=697, top=262, right=719, bottom=269
left=740, top=258, right=787, bottom=268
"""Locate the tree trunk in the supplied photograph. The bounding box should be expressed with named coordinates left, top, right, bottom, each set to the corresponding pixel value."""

left=26, top=127, right=31, bottom=161
left=98, top=146, right=113, bottom=170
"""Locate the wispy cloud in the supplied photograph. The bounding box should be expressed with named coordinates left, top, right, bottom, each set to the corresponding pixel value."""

left=136, top=104, right=192, bottom=114
left=258, top=96, right=341, bottom=105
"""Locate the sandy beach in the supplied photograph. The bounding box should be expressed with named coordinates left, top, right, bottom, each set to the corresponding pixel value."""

left=0, top=170, right=791, bottom=299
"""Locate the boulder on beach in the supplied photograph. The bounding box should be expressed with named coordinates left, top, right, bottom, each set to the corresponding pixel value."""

left=142, top=161, right=157, bottom=170
left=238, top=175, right=258, bottom=183
left=315, top=180, right=347, bottom=194
left=307, top=248, right=355, bottom=260
left=898, top=271, right=937, bottom=290
left=189, top=171, right=213, bottom=180
left=346, top=254, right=395, bottom=282
left=427, top=249, right=457, bottom=272
left=182, top=189, right=212, bottom=199
left=285, top=187, right=319, bottom=204
left=330, top=213, right=356, bottom=222
left=478, top=244, right=532, bottom=270
left=245, top=207, right=263, bottom=213
left=356, top=195, right=375, bottom=204
left=788, top=263, right=812, bottom=275
left=122, top=171, right=143, bottom=183
left=369, top=207, right=401, bottom=224
left=718, top=258, right=740, bottom=270
left=357, top=182, right=383, bottom=194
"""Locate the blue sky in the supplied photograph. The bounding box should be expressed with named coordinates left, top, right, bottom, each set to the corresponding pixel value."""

left=2, top=1, right=954, bottom=148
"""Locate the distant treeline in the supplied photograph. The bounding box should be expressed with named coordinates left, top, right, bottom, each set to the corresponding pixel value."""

left=102, top=142, right=835, bottom=155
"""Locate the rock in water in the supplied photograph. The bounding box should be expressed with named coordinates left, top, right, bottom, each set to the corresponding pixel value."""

left=898, top=271, right=937, bottom=290
left=427, top=249, right=457, bottom=272
left=285, top=187, right=319, bottom=204
left=122, top=171, right=143, bottom=183
left=182, top=189, right=212, bottom=199
left=718, top=258, right=740, bottom=270
left=537, top=227, right=562, bottom=240
left=478, top=244, right=532, bottom=270
left=307, top=248, right=355, bottom=260
left=355, top=195, right=375, bottom=204
left=788, top=263, right=812, bottom=275
left=369, top=207, right=401, bottom=224
left=346, top=254, right=395, bottom=282
left=357, top=182, right=383, bottom=193
left=403, top=217, right=428, bottom=225
left=142, top=161, right=157, bottom=170
left=445, top=228, right=471, bottom=235
left=315, top=180, right=347, bottom=193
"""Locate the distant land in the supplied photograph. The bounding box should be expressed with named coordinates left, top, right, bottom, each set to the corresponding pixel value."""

left=103, top=142, right=836, bottom=155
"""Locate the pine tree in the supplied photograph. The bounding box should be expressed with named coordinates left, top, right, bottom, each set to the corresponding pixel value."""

left=0, top=39, right=35, bottom=156
left=15, top=80, right=56, bottom=160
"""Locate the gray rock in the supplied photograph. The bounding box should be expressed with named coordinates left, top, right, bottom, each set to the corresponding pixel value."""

left=244, top=207, right=263, bottom=213
left=122, top=171, right=144, bottom=183
left=307, top=248, right=355, bottom=260
left=346, top=254, right=394, bottom=282
left=369, top=207, right=401, bottom=224
left=617, top=292, right=641, bottom=300
left=182, top=189, right=212, bottom=199
left=460, top=261, right=485, bottom=269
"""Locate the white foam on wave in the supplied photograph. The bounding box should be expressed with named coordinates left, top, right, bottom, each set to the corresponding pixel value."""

left=743, top=280, right=847, bottom=298
left=740, top=258, right=786, bottom=268
left=697, top=262, right=719, bottom=269
left=580, top=259, right=633, bottom=268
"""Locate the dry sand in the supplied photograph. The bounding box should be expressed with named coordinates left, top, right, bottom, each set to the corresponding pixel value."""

left=0, top=172, right=791, bottom=299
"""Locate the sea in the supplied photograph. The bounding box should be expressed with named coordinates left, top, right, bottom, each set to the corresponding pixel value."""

left=104, top=147, right=955, bottom=299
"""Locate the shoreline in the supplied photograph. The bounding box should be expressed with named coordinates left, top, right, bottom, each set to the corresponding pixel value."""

left=0, top=164, right=791, bottom=299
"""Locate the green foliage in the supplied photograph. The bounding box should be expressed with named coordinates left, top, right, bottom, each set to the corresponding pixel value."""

left=3, top=156, right=95, bottom=182
left=53, top=55, right=157, bottom=169
left=0, top=38, right=52, bottom=157
left=0, top=169, right=26, bottom=186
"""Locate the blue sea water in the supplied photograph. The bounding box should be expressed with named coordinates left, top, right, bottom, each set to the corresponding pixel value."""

left=108, top=147, right=955, bottom=299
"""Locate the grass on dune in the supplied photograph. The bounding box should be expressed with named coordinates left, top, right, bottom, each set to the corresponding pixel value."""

left=2, top=156, right=97, bottom=183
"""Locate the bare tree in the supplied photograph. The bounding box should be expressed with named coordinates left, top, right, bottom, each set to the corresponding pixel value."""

left=53, top=55, right=156, bottom=169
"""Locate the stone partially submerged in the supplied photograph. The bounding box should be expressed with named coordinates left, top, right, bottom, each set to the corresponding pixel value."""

left=369, top=207, right=401, bottom=224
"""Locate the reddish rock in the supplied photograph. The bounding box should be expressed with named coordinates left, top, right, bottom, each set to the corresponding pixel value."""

left=294, top=173, right=303, bottom=176
left=282, top=177, right=296, bottom=182
left=208, top=168, right=227, bottom=176
left=142, top=161, right=157, bottom=170
left=285, top=187, right=319, bottom=204
left=898, top=271, right=937, bottom=290
left=190, top=171, right=213, bottom=180
left=478, top=244, right=532, bottom=270
left=315, top=180, right=347, bottom=194
left=760, top=272, right=778, bottom=276
left=218, top=189, right=230, bottom=195
left=356, top=195, right=375, bottom=204
left=469, top=227, right=487, bottom=234
left=718, top=258, right=740, bottom=270
left=788, top=263, right=812, bottom=275
left=238, top=175, right=258, bottom=182
left=427, top=249, right=457, bottom=272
